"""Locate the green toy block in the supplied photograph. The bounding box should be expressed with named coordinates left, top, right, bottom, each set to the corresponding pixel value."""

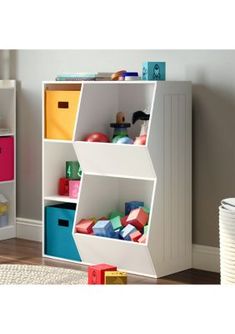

left=110, top=216, right=122, bottom=231
left=144, top=225, right=148, bottom=235
left=109, top=211, right=124, bottom=219
left=66, top=161, right=82, bottom=180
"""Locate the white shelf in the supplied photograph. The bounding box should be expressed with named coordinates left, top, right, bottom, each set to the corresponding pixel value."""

left=44, top=195, right=77, bottom=203
left=42, top=80, right=192, bottom=278
left=0, top=80, right=16, bottom=240
left=43, top=139, right=73, bottom=144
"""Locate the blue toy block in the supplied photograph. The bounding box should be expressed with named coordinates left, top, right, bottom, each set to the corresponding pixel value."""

left=142, top=62, right=166, bottom=81
left=125, top=201, right=144, bottom=215
left=93, top=220, right=115, bottom=238
left=120, top=224, right=137, bottom=241
left=113, top=229, right=121, bottom=239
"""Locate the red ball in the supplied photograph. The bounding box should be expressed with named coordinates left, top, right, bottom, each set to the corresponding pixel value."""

left=84, top=132, right=110, bottom=143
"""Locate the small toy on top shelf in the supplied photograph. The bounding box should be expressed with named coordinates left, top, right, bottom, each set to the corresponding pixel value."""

left=58, top=177, right=69, bottom=196
left=0, top=194, right=8, bottom=228
left=104, top=271, right=127, bottom=284
left=88, top=263, right=117, bottom=284
left=84, top=132, right=110, bottom=143
left=142, top=62, right=166, bottom=81
left=110, top=112, right=133, bottom=144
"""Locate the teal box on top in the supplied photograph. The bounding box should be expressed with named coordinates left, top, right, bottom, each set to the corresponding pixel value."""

left=142, top=62, right=166, bottom=80
left=45, top=203, right=81, bottom=261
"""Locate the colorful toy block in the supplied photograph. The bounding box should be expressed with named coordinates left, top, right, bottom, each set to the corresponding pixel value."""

left=142, top=61, right=166, bottom=81
left=69, top=180, right=80, bottom=199
left=104, top=271, right=127, bottom=284
left=113, top=229, right=121, bottom=239
left=127, top=207, right=149, bottom=231
left=93, top=220, right=115, bottom=238
left=58, top=177, right=69, bottom=196
left=109, top=211, right=124, bottom=219
left=120, top=224, right=137, bottom=240
left=110, top=215, right=122, bottom=230
left=138, top=234, right=146, bottom=243
left=130, top=230, right=142, bottom=242
left=88, top=263, right=117, bottom=284
left=125, top=201, right=144, bottom=215
left=66, top=161, right=82, bottom=180
left=76, top=219, right=95, bottom=234
left=121, top=215, right=128, bottom=227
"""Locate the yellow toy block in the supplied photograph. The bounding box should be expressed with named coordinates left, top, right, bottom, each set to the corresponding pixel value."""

left=104, top=271, right=127, bottom=284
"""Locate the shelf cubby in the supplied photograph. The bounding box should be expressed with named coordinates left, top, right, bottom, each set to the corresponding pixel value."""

left=43, top=141, right=79, bottom=200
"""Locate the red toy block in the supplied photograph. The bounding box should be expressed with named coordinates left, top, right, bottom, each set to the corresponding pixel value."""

left=121, top=215, right=128, bottom=227
left=138, top=234, right=146, bottom=243
left=130, top=230, right=142, bottom=242
left=58, top=177, right=69, bottom=196
left=88, top=263, right=117, bottom=284
left=76, top=219, right=95, bottom=234
left=127, top=207, right=149, bottom=231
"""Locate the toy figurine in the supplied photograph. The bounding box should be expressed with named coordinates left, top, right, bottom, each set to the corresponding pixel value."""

left=110, top=112, right=131, bottom=143
left=132, top=110, right=150, bottom=145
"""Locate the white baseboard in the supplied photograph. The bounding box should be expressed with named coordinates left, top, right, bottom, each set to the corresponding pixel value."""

left=15, top=218, right=220, bottom=273
left=192, top=244, right=220, bottom=273
left=16, top=217, right=42, bottom=242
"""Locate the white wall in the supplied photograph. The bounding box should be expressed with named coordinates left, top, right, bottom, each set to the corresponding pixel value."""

left=6, top=49, right=235, bottom=247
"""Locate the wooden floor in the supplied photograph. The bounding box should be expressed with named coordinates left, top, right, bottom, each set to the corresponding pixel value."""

left=0, top=238, right=220, bottom=284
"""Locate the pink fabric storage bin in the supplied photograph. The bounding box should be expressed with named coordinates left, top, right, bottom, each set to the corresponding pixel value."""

left=0, top=136, right=14, bottom=182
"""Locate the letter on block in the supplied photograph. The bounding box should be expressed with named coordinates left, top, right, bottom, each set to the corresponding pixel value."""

left=88, top=263, right=117, bottom=284
left=104, top=271, right=127, bottom=284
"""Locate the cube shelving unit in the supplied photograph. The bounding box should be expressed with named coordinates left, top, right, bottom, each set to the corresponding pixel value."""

left=42, top=80, right=192, bottom=278
left=0, top=80, right=16, bottom=240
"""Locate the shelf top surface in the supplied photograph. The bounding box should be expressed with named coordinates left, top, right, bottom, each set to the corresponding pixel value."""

left=44, top=195, right=77, bottom=204
left=43, top=80, right=191, bottom=85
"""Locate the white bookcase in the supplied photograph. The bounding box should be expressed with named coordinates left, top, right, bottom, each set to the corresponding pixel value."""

left=42, top=80, right=192, bottom=278
left=0, top=80, right=16, bottom=240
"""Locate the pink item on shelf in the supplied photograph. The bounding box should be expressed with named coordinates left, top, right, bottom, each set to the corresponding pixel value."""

left=138, top=235, right=147, bottom=243
left=0, top=136, right=14, bottom=182
left=69, top=180, right=80, bottom=199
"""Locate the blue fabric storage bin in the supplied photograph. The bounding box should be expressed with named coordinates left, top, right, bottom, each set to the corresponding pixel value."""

left=45, top=203, right=81, bottom=261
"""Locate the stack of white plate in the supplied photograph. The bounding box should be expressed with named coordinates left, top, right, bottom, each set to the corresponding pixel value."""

left=219, top=198, right=235, bottom=284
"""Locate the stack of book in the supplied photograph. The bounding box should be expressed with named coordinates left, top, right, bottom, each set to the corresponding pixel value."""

left=55, top=72, right=113, bottom=81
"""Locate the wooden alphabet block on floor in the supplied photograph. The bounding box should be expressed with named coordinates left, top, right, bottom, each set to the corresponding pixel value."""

left=104, top=271, right=127, bottom=284
left=88, top=263, right=117, bottom=284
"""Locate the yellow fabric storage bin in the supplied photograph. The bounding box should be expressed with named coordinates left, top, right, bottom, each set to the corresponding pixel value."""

left=45, top=90, right=80, bottom=140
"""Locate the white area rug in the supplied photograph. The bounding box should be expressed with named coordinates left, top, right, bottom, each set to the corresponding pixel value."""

left=0, top=264, right=88, bottom=285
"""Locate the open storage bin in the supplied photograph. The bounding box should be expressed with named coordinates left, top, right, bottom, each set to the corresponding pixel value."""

left=74, top=82, right=155, bottom=142
left=45, top=203, right=81, bottom=261
left=43, top=141, right=79, bottom=202
left=73, top=174, right=157, bottom=276
left=45, top=84, right=81, bottom=140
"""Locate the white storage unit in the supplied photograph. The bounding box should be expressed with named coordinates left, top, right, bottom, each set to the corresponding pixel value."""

left=42, top=80, right=192, bottom=278
left=0, top=80, right=16, bottom=240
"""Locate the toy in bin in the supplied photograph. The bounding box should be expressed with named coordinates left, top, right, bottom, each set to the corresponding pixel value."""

left=0, top=194, right=8, bottom=227
left=132, top=110, right=150, bottom=145
left=84, top=132, right=109, bottom=143
left=110, top=112, right=133, bottom=144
